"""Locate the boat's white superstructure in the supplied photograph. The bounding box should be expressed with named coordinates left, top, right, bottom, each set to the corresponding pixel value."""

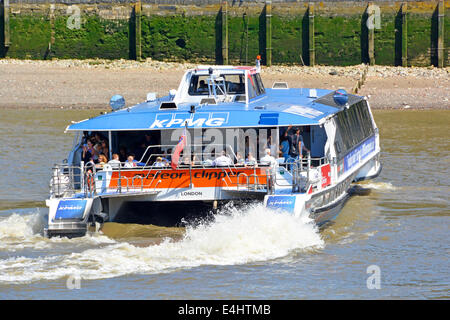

left=45, top=65, right=381, bottom=237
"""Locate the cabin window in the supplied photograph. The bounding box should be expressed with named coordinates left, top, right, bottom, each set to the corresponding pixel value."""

left=247, top=74, right=265, bottom=100
left=224, top=74, right=246, bottom=94
left=247, top=77, right=256, bottom=99
left=334, top=100, right=375, bottom=159
left=188, top=75, right=212, bottom=95
left=253, top=74, right=266, bottom=95
left=188, top=74, right=245, bottom=96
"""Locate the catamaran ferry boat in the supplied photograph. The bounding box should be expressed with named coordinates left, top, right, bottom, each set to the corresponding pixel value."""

left=45, top=64, right=381, bottom=238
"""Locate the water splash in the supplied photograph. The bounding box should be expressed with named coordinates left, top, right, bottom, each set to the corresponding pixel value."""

left=0, top=210, right=44, bottom=239
left=360, top=182, right=397, bottom=191
left=0, top=204, right=324, bottom=283
left=0, top=210, right=115, bottom=252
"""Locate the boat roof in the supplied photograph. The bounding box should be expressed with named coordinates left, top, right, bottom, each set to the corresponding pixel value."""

left=67, top=66, right=364, bottom=132
left=193, top=65, right=259, bottom=75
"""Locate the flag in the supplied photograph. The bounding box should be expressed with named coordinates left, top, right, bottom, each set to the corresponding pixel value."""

left=171, top=127, right=187, bottom=170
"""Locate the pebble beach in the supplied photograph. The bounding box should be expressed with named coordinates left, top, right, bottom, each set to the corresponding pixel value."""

left=0, top=58, right=448, bottom=109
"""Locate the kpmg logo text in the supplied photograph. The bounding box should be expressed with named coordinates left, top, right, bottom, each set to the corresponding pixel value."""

left=150, top=112, right=229, bottom=129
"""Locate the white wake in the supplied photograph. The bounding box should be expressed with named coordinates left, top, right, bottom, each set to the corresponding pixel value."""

left=0, top=204, right=324, bottom=283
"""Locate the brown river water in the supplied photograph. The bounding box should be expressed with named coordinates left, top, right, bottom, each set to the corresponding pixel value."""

left=0, top=109, right=448, bottom=299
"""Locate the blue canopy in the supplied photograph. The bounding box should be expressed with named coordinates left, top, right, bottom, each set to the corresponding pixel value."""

left=66, top=88, right=343, bottom=132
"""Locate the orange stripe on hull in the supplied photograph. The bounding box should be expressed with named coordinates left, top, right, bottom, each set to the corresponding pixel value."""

left=108, top=168, right=269, bottom=189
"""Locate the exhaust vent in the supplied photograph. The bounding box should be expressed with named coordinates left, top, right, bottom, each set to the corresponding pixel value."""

left=159, top=102, right=178, bottom=110
left=272, top=82, right=289, bottom=89
left=200, top=98, right=217, bottom=105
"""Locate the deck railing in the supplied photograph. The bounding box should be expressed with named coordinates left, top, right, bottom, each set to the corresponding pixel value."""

left=50, top=147, right=328, bottom=198
left=50, top=163, right=83, bottom=198
left=275, top=153, right=329, bottom=193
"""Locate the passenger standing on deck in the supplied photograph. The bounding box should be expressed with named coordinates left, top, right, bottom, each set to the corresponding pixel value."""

left=294, top=127, right=309, bottom=158
left=82, top=139, right=96, bottom=164
left=284, top=125, right=296, bottom=158
left=280, top=135, right=290, bottom=163
left=285, top=125, right=309, bottom=160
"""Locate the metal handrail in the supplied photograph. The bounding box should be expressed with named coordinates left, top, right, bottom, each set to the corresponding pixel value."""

left=144, top=170, right=162, bottom=188
left=236, top=173, right=249, bottom=190
left=266, top=169, right=275, bottom=194
left=50, top=163, right=83, bottom=198
left=221, top=167, right=234, bottom=184
left=272, top=153, right=330, bottom=192
left=131, top=175, right=144, bottom=191
left=153, top=179, right=162, bottom=191
left=123, top=176, right=130, bottom=192
left=249, top=174, right=261, bottom=190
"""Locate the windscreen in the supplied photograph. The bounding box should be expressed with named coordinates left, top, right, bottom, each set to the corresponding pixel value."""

left=188, top=74, right=246, bottom=96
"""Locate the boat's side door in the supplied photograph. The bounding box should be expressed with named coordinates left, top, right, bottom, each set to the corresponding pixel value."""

left=310, top=125, right=327, bottom=158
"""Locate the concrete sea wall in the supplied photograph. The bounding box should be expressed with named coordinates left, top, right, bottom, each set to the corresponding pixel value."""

left=0, top=1, right=448, bottom=67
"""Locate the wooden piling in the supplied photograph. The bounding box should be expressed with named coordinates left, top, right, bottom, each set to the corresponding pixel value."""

left=308, top=3, right=315, bottom=66
left=1, top=0, right=10, bottom=48
left=48, top=3, right=55, bottom=57
left=368, top=2, right=375, bottom=66
left=401, top=2, right=407, bottom=67
left=437, top=0, right=444, bottom=68
left=265, top=1, right=272, bottom=66
left=135, top=1, right=142, bottom=61
left=221, top=1, right=228, bottom=65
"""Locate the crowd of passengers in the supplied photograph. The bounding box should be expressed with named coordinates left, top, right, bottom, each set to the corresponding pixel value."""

left=81, top=125, right=310, bottom=170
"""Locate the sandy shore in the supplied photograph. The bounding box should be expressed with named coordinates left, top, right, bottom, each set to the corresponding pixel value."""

left=0, top=58, right=448, bottom=109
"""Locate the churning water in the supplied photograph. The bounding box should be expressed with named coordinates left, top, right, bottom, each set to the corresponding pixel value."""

left=0, top=204, right=323, bottom=283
